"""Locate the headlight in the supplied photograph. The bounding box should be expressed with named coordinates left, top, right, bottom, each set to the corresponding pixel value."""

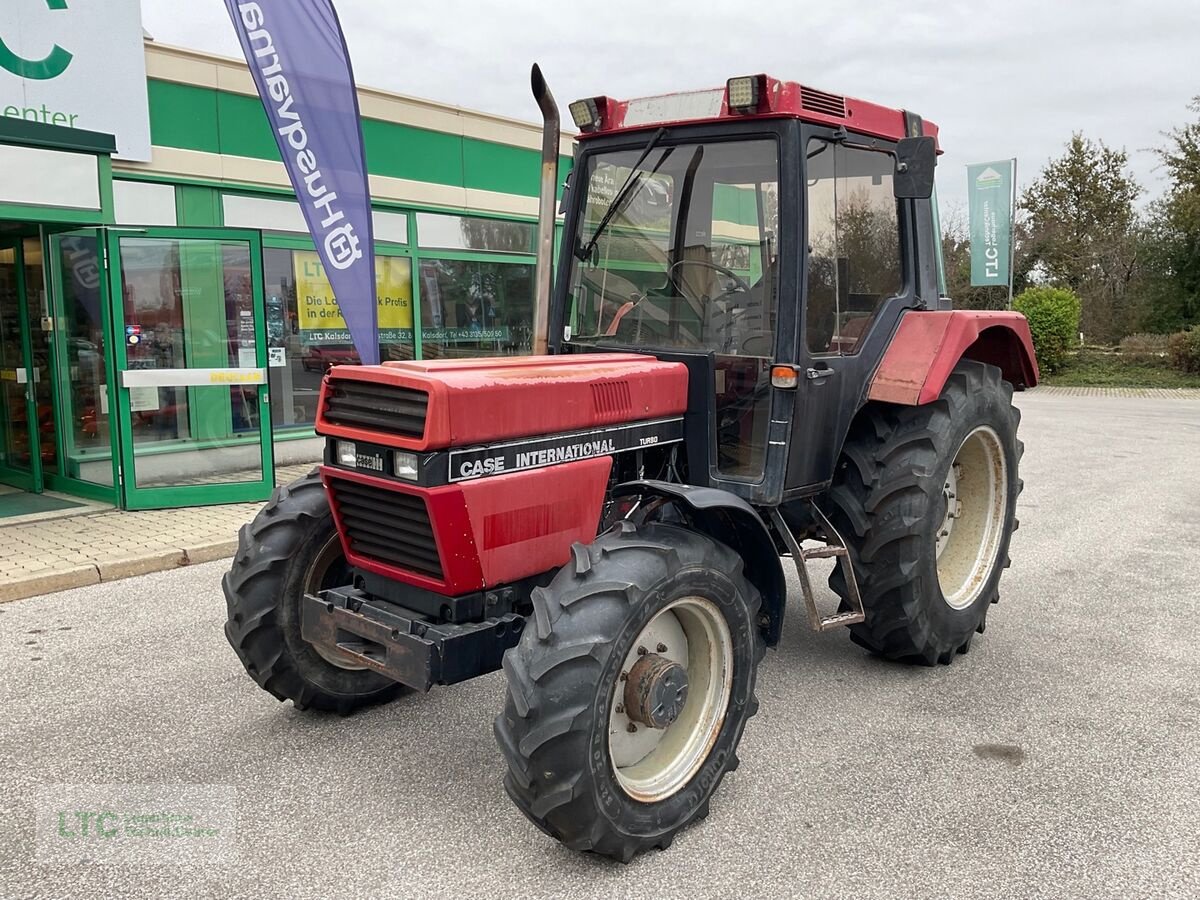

left=393, top=451, right=418, bottom=481
left=336, top=440, right=356, bottom=467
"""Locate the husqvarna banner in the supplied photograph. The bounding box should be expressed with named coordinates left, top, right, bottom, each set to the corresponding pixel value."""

left=967, top=159, right=1016, bottom=289
left=225, top=0, right=379, bottom=364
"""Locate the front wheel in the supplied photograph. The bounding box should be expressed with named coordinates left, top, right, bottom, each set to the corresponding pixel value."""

left=223, top=472, right=406, bottom=713
left=494, top=522, right=765, bottom=862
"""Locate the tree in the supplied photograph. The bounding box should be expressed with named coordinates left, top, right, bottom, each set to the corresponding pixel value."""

left=1143, top=97, right=1200, bottom=332
left=1020, top=134, right=1141, bottom=343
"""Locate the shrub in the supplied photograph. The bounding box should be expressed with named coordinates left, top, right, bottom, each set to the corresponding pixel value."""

left=1119, top=333, right=1170, bottom=355
left=1167, top=329, right=1200, bottom=374
left=1119, top=333, right=1171, bottom=368
left=1013, top=286, right=1082, bottom=373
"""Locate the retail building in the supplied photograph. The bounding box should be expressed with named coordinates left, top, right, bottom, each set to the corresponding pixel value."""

left=0, top=23, right=571, bottom=511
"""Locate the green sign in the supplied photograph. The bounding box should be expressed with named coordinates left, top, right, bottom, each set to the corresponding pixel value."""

left=967, top=160, right=1015, bottom=288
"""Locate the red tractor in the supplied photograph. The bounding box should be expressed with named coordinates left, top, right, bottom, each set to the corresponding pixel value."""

left=224, top=70, right=1036, bottom=862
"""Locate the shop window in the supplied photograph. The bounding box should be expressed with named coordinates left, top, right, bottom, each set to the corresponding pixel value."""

left=114, top=181, right=177, bottom=226
left=372, top=210, right=409, bottom=244
left=263, top=247, right=414, bottom=429
left=223, top=195, right=307, bottom=233
left=0, top=144, right=99, bottom=209
left=419, top=259, right=533, bottom=358
left=416, top=212, right=534, bottom=253
left=224, top=194, right=408, bottom=244
left=805, top=140, right=901, bottom=355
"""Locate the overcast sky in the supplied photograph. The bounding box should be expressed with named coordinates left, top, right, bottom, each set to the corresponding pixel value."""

left=142, top=0, right=1199, bottom=222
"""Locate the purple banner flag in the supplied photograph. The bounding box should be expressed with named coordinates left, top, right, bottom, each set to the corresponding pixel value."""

left=224, top=0, right=379, bottom=364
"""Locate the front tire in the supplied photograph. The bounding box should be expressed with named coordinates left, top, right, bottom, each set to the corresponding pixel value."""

left=825, top=361, right=1023, bottom=664
left=223, top=472, right=406, bottom=713
left=494, top=522, right=765, bottom=862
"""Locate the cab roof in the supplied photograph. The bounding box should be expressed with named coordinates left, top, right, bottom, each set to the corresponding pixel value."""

left=574, top=75, right=941, bottom=151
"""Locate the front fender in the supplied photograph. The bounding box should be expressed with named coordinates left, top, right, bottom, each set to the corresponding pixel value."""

left=612, top=480, right=787, bottom=645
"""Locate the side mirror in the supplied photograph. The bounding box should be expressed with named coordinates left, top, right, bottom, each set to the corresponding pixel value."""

left=894, top=136, right=936, bottom=199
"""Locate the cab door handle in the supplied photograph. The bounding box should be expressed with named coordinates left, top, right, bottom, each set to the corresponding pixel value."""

left=806, top=366, right=835, bottom=380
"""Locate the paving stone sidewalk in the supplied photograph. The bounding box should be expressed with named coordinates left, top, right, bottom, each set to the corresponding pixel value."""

left=0, top=463, right=315, bottom=603
left=1033, top=385, right=1200, bottom=398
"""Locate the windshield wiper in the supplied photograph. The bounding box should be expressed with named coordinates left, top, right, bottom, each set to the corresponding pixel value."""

left=574, top=127, right=667, bottom=262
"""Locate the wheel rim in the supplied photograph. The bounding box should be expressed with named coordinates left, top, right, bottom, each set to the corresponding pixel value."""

left=936, top=426, right=1008, bottom=610
left=607, top=597, right=733, bottom=803
left=303, top=534, right=365, bottom=670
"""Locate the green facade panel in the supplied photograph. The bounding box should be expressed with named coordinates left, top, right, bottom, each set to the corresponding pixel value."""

left=176, top=185, right=222, bottom=227
left=462, top=138, right=541, bottom=197
left=147, top=80, right=220, bottom=154
left=146, top=78, right=573, bottom=203
left=360, top=117, right=463, bottom=186
left=216, top=91, right=282, bottom=162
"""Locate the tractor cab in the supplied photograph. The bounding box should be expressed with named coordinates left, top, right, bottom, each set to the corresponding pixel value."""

left=551, top=76, right=943, bottom=503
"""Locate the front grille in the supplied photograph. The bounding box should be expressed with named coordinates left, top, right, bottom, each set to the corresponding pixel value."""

left=330, top=478, right=443, bottom=580
left=324, top=379, right=428, bottom=440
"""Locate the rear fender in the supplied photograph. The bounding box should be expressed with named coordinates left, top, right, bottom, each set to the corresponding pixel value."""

left=868, top=310, right=1039, bottom=405
left=612, top=480, right=787, bottom=646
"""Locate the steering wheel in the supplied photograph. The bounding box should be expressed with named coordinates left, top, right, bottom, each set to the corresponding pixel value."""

left=667, top=259, right=751, bottom=302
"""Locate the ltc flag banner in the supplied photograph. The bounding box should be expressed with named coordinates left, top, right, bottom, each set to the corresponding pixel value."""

left=967, top=160, right=1015, bottom=288
left=225, top=0, right=380, bottom=364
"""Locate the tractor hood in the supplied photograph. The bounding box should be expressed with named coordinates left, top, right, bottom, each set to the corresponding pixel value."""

left=315, top=353, right=689, bottom=450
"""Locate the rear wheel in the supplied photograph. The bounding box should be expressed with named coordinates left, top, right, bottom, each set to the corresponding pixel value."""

left=223, top=471, right=406, bottom=712
left=825, top=361, right=1023, bottom=664
left=494, top=522, right=764, bottom=862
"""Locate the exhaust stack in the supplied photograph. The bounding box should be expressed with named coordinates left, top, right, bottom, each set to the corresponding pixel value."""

left=531, top=63, right=559, bottom=356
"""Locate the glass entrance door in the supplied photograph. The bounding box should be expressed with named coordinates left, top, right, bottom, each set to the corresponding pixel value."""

left=0, top=238, right=43, bottom=492
left=46, top=230, right=120, bottom=502
left=106, top=228, right=274, bottom=509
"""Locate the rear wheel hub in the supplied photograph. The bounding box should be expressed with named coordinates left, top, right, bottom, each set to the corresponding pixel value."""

left=936, top=425, right=1008, bottom=609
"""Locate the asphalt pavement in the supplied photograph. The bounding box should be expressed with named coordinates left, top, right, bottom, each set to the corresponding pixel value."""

left=1, top=391, right=1198, bottom=899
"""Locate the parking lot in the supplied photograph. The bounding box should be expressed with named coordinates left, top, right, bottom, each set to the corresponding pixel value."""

left=1, top=390, right=1198, bottom=899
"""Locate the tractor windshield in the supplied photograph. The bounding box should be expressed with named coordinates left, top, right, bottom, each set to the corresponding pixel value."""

left=565, top=138, right=779, bottom=358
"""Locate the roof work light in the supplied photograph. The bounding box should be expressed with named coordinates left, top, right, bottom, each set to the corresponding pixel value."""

left=726, top=75, right=766, bottom=114
left=569, top=97, right=604, bottom=132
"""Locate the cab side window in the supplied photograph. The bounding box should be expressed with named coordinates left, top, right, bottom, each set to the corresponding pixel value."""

left=805, top=140, right=902, bottom=355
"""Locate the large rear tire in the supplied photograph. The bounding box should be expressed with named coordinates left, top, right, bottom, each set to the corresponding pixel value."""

left=825, top=361, right=1023, bottom=664
left=223, top=471, right=406, bottom=713
left=494, top=521, right=765, bottom=862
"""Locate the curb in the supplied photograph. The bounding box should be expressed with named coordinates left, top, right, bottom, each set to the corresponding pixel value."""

left=0, top=565, right=100, bottom=604
left=0, top=540, right=241, bottom=605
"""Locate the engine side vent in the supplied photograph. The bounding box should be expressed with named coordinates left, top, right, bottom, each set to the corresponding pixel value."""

left=323, top=379, right=428, bottom=440
left=800, top=86, right=848, bottom=119
left=328, top=478, right=443, bottom=580
left=591, top=380, right=633, bottom=422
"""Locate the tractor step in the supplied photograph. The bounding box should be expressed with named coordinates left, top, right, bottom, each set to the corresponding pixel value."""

left=769, top=503, right=866, bottom=632
left=801, top=546, right=847, bottom=560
